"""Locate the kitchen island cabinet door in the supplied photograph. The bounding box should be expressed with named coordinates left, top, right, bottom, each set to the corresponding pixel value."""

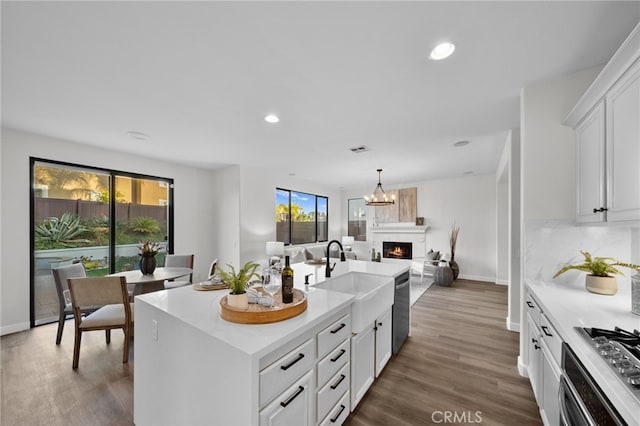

left=374, top=308, right=392, bottom=377
left=259, top=370, right=314, bottom=426
left=350, top=326, right=375, bottom=409
left=606, top=60, right=640, bottom=222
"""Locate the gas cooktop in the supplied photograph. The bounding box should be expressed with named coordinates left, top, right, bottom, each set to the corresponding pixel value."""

left=579, top=327, right=640, bottom=400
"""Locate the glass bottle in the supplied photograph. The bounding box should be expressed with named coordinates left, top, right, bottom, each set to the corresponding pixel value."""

left=281, top=255, right=294, bottom=304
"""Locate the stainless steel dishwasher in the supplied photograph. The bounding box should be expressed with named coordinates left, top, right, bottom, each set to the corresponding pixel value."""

left=392, top=271, right=410, bottom=354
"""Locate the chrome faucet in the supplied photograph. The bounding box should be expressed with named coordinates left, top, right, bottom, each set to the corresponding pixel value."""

left=325, top=240, right=346, bottom=277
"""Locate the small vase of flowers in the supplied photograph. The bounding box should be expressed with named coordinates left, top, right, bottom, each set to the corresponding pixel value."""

left=138, top=241, right=162, bottom=275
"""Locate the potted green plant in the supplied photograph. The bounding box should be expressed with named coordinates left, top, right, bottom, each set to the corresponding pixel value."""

left=553, top=251, right=640, bottom=295
left=219, top=261, right=261, bottom=309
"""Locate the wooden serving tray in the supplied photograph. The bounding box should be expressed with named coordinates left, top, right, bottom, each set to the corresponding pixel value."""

left=219, top=288, right=307, bottom=324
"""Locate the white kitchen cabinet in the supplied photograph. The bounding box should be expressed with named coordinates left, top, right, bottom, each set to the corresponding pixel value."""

left=374, top=308, right=392, bottom=377
left=575, top=101, right=606, bottom=223
left=527, top=315, right=542, bottom=405
left=350, top=325, right=375, bottom=409
left=525, top=291, right=563, bottom=425
left=566, top=23, right=640, bottom=224
left=605, top=59, right=640, bottom=222
left=260, top=370, right=314, bottom=426
left=350, top=308, right=393, bottom=409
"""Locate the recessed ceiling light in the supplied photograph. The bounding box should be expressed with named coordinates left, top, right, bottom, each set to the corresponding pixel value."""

left=429, top=42, right=456, bottom=60
left=127, top=131, right=149, bottom=140
left=454, top=140, right=470, bottom=147
left=264, top=114, right=280, bottom=124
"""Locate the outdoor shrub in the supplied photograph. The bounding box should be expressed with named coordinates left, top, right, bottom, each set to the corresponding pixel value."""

left=131, top=216, right=161, bottom=234
left=35, top=212, right=90, bottom=249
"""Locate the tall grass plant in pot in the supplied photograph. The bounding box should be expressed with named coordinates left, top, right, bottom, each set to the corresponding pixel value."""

left=219, top=261, right=260, bottom=309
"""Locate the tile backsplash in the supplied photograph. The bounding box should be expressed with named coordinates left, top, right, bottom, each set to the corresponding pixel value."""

left=525, top=220, right=639, bottom=286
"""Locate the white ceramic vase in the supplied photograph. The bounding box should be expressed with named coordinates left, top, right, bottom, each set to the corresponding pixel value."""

left=585, top=275, right=617, bottom=295
left=227, top=292, right=249, bottom=310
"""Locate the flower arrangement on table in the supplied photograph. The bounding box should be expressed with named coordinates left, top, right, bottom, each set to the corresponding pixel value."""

left=138, top=240, right=163, bottom=257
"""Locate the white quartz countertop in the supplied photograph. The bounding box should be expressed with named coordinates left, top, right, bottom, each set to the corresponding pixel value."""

left=135, top=285, right=354, bottom=358
left=525, top=278, right=640, bottom=423
left=135, top=259, right=406, bottom=359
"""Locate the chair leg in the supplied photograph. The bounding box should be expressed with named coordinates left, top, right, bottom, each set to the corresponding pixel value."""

left=56, top=312, right=66, bottom=345
left=72, top=329, right=82, bottom=369
left=122, top=326, right=130, bottom=364
left=106, top=329, right=111, bottom=344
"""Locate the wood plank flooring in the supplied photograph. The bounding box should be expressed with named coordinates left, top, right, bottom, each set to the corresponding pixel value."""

left=1, top=279, right=541, bottom=425
left=345, top=279, right=542, bottom=426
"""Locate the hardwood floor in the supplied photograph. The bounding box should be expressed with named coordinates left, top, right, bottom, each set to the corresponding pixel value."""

left=345, top=279, right=542, bottom=426
left=1, top=279, right=540, bottom=425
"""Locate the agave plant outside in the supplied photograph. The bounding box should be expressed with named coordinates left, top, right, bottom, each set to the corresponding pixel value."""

left=35, top=212, right=90, bottom=249
left=553, top=251, right=640, bottom=278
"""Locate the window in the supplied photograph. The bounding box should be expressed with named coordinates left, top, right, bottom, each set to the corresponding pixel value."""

left=276, top=188, right=328, bottom=245
left=348, top=198, right=367, bottom=241
left=31, top=158, right=174, bottom=327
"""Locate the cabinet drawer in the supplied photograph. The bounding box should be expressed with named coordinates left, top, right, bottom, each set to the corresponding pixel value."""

left=318, top=314, right=351, bottom=359
left=260, top=338, right=314, bottom=408
left=317, top=363, right=350, bottom=423
left=525, top=294, right=541, bottom=327
left=540, top=314, right=562, bottom=366
left=317, top=338, right=350, bottom=389
left=319, top=390, right=350, bottom=426
left=259, top=370, right=314, bottom=426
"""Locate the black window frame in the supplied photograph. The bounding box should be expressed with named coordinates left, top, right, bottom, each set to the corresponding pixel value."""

left=29, top=157, right=174, bottom=328
left=276, top=187, right=328, bottom=245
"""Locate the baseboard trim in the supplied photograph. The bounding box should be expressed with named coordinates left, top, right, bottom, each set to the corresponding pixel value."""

left=506, top=317, right=520, bottom=332
left=1, top=322, right=30, bottom=336
left=495, top=279, right=509, bottom=286
left=458, top=274, right=494, bottom=283
left=517, top=355, right=528, bottom=378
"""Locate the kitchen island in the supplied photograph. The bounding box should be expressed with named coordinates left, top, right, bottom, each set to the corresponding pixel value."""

left=134, top=259, right=409, bottom=426
left=525, top=278, right=639, bottom=424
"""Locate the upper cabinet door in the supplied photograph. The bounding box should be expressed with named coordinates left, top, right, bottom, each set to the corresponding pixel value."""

left=575, top=101, right=606, bottom=223
left=606, top=60, right=640, bottom=222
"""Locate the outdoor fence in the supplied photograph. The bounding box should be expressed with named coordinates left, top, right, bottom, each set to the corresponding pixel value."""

left=34, top=198, right=167, bottom=224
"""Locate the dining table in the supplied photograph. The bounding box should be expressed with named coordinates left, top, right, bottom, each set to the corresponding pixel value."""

left=108, top=267, right=193, bottom=296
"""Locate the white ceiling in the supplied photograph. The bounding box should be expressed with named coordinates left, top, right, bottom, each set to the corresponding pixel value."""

left=2, top=2, right=639, bottom=190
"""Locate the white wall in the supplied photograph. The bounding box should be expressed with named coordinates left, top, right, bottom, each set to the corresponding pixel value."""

left=238, top=166, right=344, bottom=266
left=0, top=128, right=218, bottom=335
left=342, top=174, right=498, bottom=282
left=209, top=166, right=241, bottom=271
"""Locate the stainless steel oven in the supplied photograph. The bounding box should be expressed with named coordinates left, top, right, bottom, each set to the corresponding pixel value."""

left=559, top=342, right=627, bottom=426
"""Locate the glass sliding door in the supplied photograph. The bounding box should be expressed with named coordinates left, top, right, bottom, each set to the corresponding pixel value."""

left=113, top=176, right=170, bottom=272
left=31, top=158, right=173, bottom=327
left=32, top=161, right=111, bottom=325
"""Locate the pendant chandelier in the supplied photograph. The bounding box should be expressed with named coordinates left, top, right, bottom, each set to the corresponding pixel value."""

left=364, top=169, right=395, bottom=206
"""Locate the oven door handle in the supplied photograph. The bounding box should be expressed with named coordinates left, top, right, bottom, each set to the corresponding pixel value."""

left=558, top=374, right=597, bottom=426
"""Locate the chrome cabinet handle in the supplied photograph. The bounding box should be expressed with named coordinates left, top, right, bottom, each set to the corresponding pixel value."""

left=280, top=353, right=304, bottom=371
left=280, top=386, right=304, bottom=407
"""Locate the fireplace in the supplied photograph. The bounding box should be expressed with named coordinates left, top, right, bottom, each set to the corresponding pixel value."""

left=383, top=241, right=413, bottom=260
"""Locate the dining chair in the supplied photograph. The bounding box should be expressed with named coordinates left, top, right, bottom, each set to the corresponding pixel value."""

left=67, top=276, right=133, bottom=369
left=52, top=262, right=106, bottom=345
left=163, top=254, right=194, bottom=289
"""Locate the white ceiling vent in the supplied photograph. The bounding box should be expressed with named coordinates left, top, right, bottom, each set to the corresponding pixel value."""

left=349, top=145, right=370, bottom=154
